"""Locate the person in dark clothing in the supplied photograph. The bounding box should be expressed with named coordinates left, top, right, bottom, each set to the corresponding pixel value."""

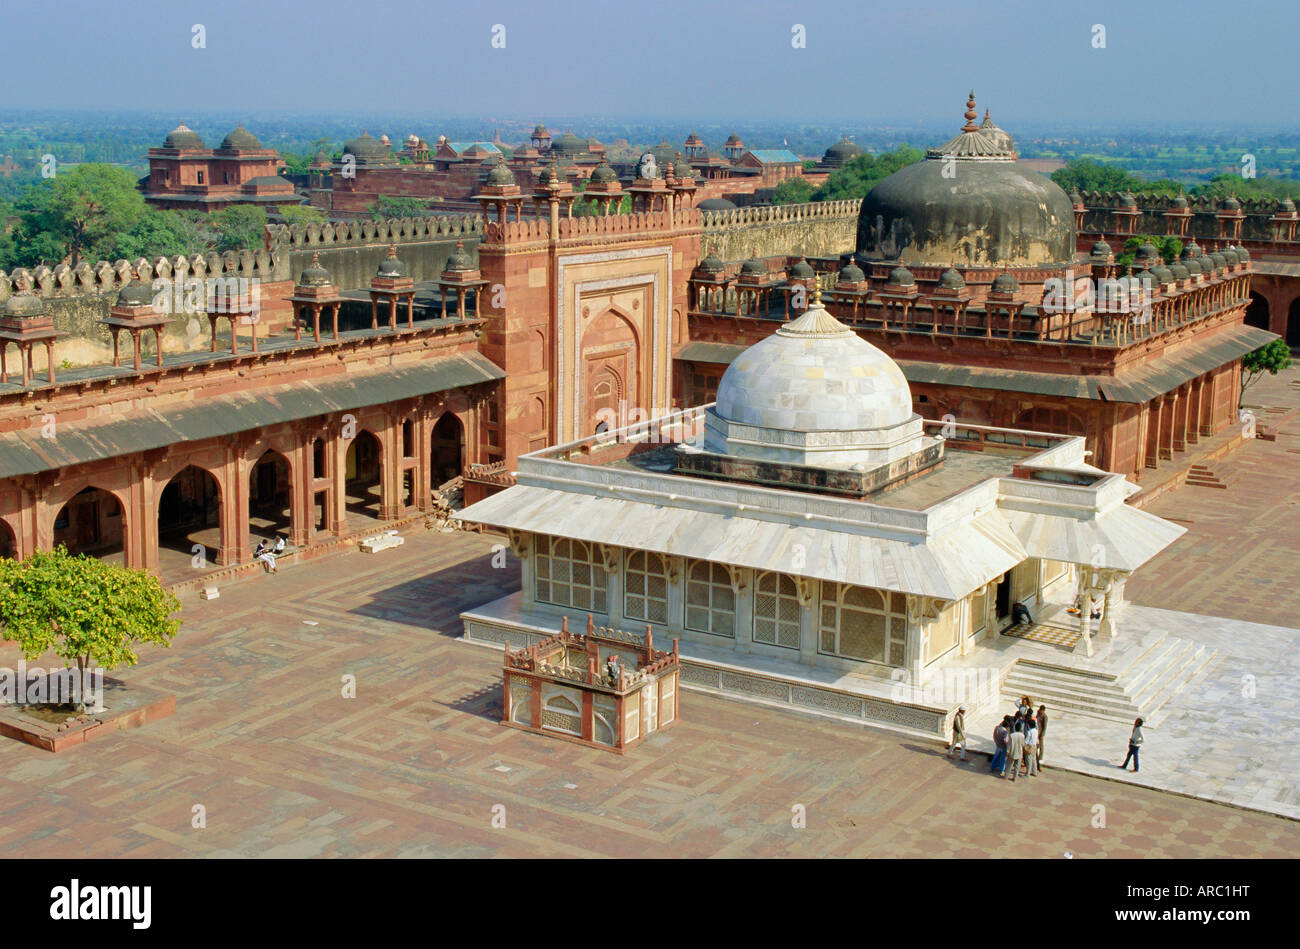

left=1011, top=602, right=1033, bottom=625
left=1036, top=705, right=1048, bottom=766
left=991, top=716, right=1011, bottom=774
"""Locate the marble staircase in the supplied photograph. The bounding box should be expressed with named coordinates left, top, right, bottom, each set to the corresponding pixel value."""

left=1002, top=631, right=1218, bottom=726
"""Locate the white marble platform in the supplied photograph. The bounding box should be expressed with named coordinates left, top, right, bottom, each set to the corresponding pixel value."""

left=967, top=604, right=1300, bottom=820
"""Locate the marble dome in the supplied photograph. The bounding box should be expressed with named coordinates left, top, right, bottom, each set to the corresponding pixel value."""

left=703, top=296, right=928, bottom=469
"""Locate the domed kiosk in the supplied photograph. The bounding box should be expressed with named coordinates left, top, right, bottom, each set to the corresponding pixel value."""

left=855, top=93, right=1075, bottom=269
left=677, top=290, right=943, bottom=495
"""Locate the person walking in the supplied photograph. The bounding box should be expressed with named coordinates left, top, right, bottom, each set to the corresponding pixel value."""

left=1121, top=717, right=1144, bottom=772
left=1024, top=717, right=1039, bottom=777
left=947, top=705, right=968, bottom=761
left=1004, top=725, right=1026, bottom=781
left=1036, top=705, right=1048, bottom=767
left=991, top=716, right=1010, bottom=775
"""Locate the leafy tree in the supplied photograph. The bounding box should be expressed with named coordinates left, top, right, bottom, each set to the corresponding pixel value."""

left=1240, top=339, right=1294, bottom=406
left=109, top=208, right=214, bottom=261
left=812, top=146, right=924, bottom=201
left=0, top=547, right=181, bottom=711
left=1122, top=234, right=1182, bottom=265
left=368, top=195, right=434, bottom=219
left=1051, top=158, right=1144, bottom=194
left=210, top=204, right=268, bottom=253
left=279, top=152, right=313, bottom=176
left=772, top=178, right=815, bottom=205
left=6, top=164, right=146, bottom=267
left=278, top=204, right=326, bottom=226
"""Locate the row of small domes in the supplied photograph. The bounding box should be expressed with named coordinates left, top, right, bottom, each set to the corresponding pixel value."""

left=163, top=123, right=264, bottom=151
left=1073, top=190, right=1294, bottom=214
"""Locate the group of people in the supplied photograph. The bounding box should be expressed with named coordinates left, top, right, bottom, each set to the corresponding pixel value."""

left=989, top=696, right=1048, bottom=782
left=254, top=536, right=286, bottom=573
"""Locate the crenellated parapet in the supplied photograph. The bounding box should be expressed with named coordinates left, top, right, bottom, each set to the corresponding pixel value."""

left=266, top=213, right=483, bottom=250
left=699, top=198, right=863, bottom=229
left=701, top=198, right=863, bottom=261
left=0, top=249, right=287, bottom=304
left=1075, top=189, right=1296, bottom=243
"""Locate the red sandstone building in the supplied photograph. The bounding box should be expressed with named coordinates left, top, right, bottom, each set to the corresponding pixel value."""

left=143, top=124, right=299, bottom=213
left=0, top=96, right=1276, bottom=583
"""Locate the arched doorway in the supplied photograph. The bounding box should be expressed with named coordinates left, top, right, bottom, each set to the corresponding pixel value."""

left=581, top=309, right=639, bottom=436
left=1246, top=292, right=1270, bottom=331
left=53, top=487, right=125, bottom=563
left=344, top=430, right=383, bottom=520
left=430, top=413, right=464, bottom=488
left=158, top=465, right=222, bottom=570
left=1288, top=298, right=1300, bottom=348
left=0, top=519, right=15, bottom=560
left=249, top=450, right=292, bottom=544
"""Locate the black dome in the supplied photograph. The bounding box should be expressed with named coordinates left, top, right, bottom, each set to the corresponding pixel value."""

left=856, top=158, right=1076, bottom=268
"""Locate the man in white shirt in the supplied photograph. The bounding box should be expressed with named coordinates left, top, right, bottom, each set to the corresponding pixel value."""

left=1024, top=719, right=1039, bottom=776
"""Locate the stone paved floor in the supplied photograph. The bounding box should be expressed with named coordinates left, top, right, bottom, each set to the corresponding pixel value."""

left=1127, top=364, right=1300, bottom=628
left=1, top=530, right=1297, bottom=858
left=968, top=605, right=1300, bottom=821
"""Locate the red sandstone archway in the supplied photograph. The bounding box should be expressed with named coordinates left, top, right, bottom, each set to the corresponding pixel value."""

left=344, top=430, right=384, bottom=521
left=430, top=413, right=465, bottom=488
left=0, top=518, right=15, bottom=560
left=1246, top=292, right=1270, bottom=331
left=1288, top=298, right=1300, bottom=348
left=157, top=465, right=223, bottom=572
left=52, top=486, right=126, bottom=564
left=249, top=449, right=292, bottom=545
left=581, top=308, right=640, bottom=435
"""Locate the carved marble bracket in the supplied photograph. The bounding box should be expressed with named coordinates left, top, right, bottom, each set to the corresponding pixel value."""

left=906, top=594, right=945, bottom=625
left=507, top=529, right=530, bottom=560
left=598, top=543, right=620, bottom=574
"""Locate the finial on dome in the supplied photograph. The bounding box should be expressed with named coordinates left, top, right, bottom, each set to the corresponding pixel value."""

left=962, top=91, right=979, bottom=132
left=811, top=282, right=822, bottom=306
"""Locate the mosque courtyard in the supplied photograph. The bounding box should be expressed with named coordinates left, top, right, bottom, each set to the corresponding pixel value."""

left=2, top=357, right=1299, bottom=858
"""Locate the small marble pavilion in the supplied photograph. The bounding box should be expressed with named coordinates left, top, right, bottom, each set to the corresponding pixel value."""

left=457, top=291, right=1187, bottom=737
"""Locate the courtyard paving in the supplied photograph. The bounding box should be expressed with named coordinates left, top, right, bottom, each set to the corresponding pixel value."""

left=1, top=529, right=1297, bottom=858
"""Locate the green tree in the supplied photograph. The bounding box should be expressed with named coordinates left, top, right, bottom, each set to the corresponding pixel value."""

left=368, top=195, right=434, bottom=219
left=109, top=208, right=214, bottom=261
left=7, top=164, right=146, bottom=267
left=1051, top=158, right=1143, bottom=193
left=210, top=205, right=269, bottom=253
left=0, top=547, right=181, bottom=711
left=812, top=146, right=924, bottom=201
left=772, top=178, right=815, bottom=205
left=1240, top=339, right=1294, bottom=406
left=278, top=204, right=326, bottom=227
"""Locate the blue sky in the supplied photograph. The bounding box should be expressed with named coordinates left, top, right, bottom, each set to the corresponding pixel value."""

left=1, top=0, right=1293, bottom=126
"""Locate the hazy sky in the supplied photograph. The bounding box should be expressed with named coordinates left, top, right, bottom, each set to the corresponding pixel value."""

left=2, top=0, right=1294, bottom=127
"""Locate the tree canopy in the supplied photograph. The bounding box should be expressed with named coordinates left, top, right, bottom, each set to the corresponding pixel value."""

left=811, top=146, right=924, bottom=201
left=1240, top=339, right=1294, bottom=406
left=368, top=195, right=434, bottom=219
left=0, top=547, right=181, bottom=706
left=6, top=164, right=147, bottom=267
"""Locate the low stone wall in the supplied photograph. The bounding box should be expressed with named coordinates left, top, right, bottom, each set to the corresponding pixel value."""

left=701, top=199, right=862, bottom=261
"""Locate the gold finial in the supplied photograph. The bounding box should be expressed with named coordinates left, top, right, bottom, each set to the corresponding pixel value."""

left=811, top=281, right=822, bottom=306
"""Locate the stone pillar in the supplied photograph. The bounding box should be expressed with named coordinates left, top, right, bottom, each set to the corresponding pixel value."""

left=796, top=577, right=817, bottom=666
left=600, top=544, right=622, bottom=629
left=289, top=431, right=311, bottom=549
left=729, top=566, right=752, bottom=654
left=1074, top=569, right=1094, bottom=657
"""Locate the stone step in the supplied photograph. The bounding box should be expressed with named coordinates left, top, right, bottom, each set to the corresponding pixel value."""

left=999, top=686, right=1137, bottom=723
left=1125, top=640, right=1203, bottom=706
left=1134, top=646, right=1217, bottom=722
left=1004, top=664, right=1128, bottom=697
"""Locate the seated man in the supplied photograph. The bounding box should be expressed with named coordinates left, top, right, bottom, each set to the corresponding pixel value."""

left=1011, top=602, right=1033, bottom=626
left=274, top=536, right=286, bottom=554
